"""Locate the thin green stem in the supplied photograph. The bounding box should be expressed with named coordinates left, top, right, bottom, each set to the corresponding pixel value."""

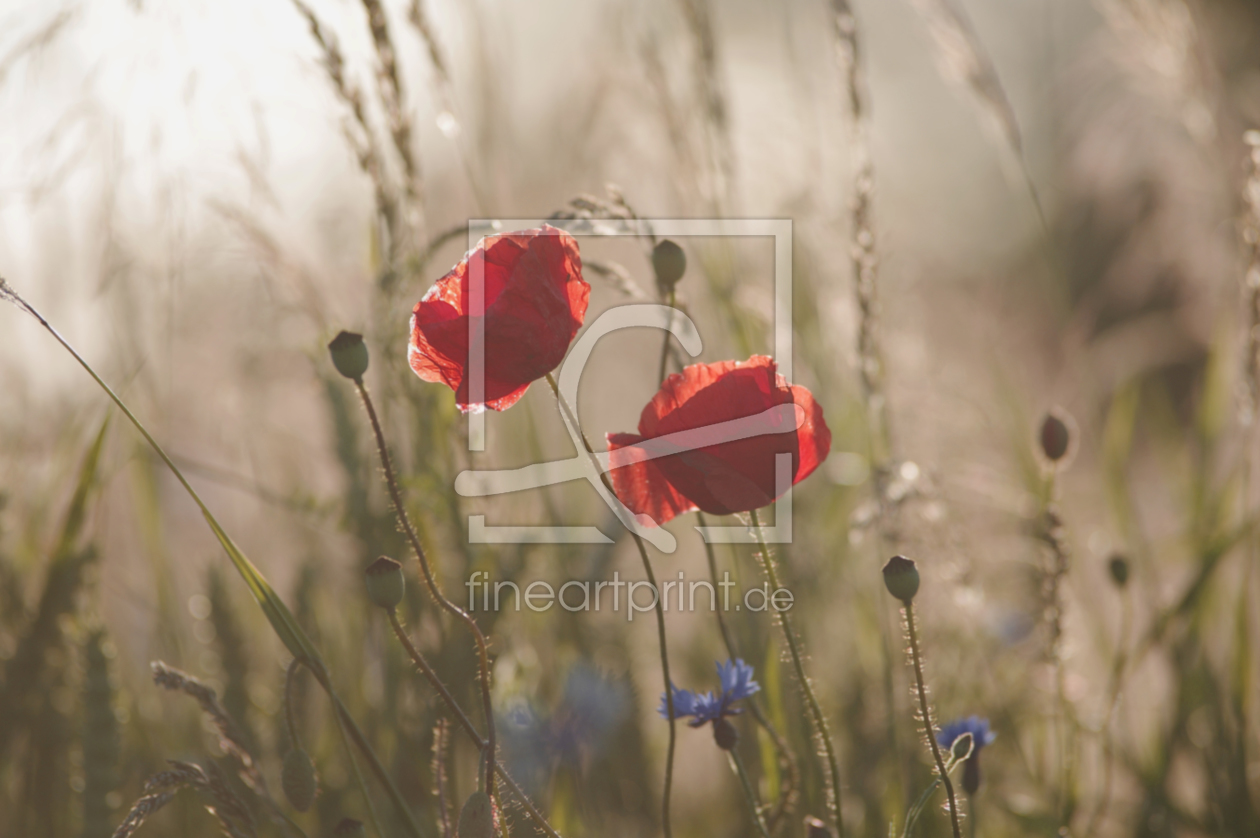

left=544, top=372, right=676, bottom=838
left=1, top=282, right=425, bottom=838
left=730, top=747, right=772, bottom=838
left=903, top=602, right=962, bottom=838
left=748, top=508, right=844, bottom=836
left=329, top=689, right=387, bottom=838
left=284, top=658, right=304, bottom=752
left=354, top=379, right=497, bottom=799
left=387, top=611, right=563, bottom=838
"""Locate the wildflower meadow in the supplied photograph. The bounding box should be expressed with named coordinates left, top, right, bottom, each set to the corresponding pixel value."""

left=2, top=1, right=1260, bottom=837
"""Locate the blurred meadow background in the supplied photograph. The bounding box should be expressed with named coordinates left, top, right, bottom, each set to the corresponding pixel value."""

left=3, top=0, right=1260, bottom=836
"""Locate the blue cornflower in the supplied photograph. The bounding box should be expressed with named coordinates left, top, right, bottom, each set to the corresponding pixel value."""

left=937, top=716, right=996, bottom=794
left=937, top=716, right=996, bottom=753
left=658, top=658, right=760, bottom=728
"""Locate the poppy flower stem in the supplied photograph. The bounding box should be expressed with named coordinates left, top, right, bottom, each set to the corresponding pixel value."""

left=657, top=287, right=676, bottom=383
left=730, top=747, right=772, bottom=838
left=700, top=512, right=799, bottom=828
left=385, top=611, right=562, bottom=838
left=747, top=509, right=846, bottom=837
left=353, top=379, right=498, bottom=801
left=902, top=601, right=963, bottom=838
left=544, top=372, right=676, bottom=838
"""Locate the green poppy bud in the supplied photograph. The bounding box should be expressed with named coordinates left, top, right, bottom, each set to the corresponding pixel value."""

left=281, top=748, right=317, bottom=812
left=328, top=331, right=370, bottom=382
left=457, top=790, right=496, bottom=838
left=882, top=555, right=920, bottom=603
left=364, top=556, right=405, bottom=612
left=652, top=239, right=687, bottom=293
left=949, top=731, right=974, bottom=763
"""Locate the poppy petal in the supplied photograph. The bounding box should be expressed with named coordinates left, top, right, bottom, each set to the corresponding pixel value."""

left=606, top=432, right=698, bottom=527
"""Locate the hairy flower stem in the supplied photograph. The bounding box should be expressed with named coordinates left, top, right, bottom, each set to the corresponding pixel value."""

left=748, top=509, right=845, bottom=836
left=353, top=379, right=496, bottom=799
left=385, top=612, right=562, bottom=838
left=657, top=287, right=677, bottom=384
left=700, top=512, right=798, bottom=827
left=544, top=372, right=676, bottom=838
left=0, top=281, right=422, bottom=838
left=730, top=747, right=772, bottom=838
left=903, top=601, right=962, bottom=838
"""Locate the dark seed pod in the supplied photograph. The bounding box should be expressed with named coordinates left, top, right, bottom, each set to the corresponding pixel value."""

left=652, top=239, right=687, bottom=293
left=333, top=818, right=366, bottom=837
left=962, top=753, right=982, bottom=795
left=364, top=556, right=405, bottom=612
left=1039, top=409, right=1074, bottom=463
left=1108, top=554, right=1130, bottom=589
left=882, top=555, right=920, bottom=603
left=457, top=791, right=496, bottom=838
left=713, top=717, right=739, bottom=751
left=281, top=748, right=317, bottom=812
left=328, top=331, right=370, bottom=382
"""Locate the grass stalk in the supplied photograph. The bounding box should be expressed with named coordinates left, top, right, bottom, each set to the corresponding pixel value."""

left=0, top=279, right=425, bottom=838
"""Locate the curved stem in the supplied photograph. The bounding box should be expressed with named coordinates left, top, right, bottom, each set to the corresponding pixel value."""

left=387, top=611, right=562, bottom=838
left=544, top=372, right=675, bottom=838
left=354, top=379, right=497, bottom=798
left=730, top=747, right=772, bottom=838
left=748, top=509, right=845, bottom=836
left=904, top=602, right=962, bottom=838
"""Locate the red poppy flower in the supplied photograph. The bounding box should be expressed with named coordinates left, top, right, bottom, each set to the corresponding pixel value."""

left=408, top=225, right=590, bottom=411
left=606, top=356, right=831, bottom=526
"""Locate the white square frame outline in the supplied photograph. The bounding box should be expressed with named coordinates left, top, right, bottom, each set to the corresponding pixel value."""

left=463, top=217, right=794, bottom=548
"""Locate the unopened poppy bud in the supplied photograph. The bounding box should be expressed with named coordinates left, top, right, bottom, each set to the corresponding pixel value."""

left=949, top=731, right=974, bottom=763
left=1108, top=554, right=1130, bottom=589
left=1039, top=409, right=1073, bottom=462
left=882, top=555, right=920, bottom=603
left=804, top=816, right=833, bottom=837
left=281, top=748, right=317, bottom=812
left=328, top=331, right=370, bottom=382
left=713, top=717, right=739, bottom=751
left=333, top=819, right=366, bottom=837
left=652, top=239, right=687, bottom=292
left=457, top=790, right=496, bottom=838
left=364, top=556, right=404, bottom=612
